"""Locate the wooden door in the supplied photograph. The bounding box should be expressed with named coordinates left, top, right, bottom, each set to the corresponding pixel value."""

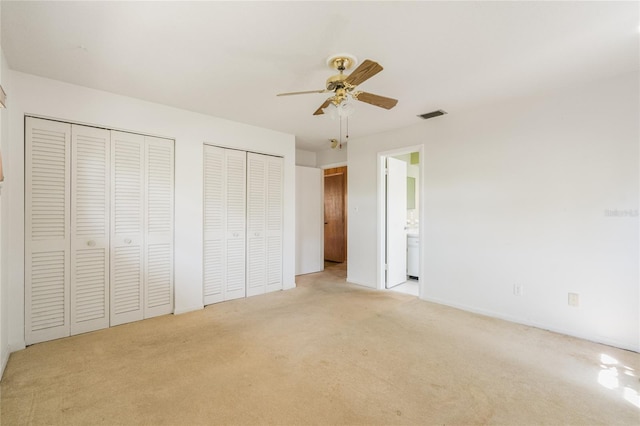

left=324, top=166, right=347, bottom=262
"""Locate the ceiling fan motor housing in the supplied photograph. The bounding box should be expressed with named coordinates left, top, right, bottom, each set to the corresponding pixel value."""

left=326, top=74, right=347, bottom=91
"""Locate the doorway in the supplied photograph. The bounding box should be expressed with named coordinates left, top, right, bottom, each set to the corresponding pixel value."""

left=324, top=166, right=347, bottom=263
left=377, top=147, right=422, bottom=296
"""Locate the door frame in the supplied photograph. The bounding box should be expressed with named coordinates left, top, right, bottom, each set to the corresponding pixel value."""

left=376, top=145, right=424, bottom=295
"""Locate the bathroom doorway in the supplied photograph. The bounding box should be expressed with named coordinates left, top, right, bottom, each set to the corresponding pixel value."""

left=377, top=147, right=422, bottom=297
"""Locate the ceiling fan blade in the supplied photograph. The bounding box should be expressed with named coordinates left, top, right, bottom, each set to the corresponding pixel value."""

left=355, top=92, right=398, bottom=110
left=277, top=89, right=327, bottom=97
left=313, top=99, right=332, bottom=115
left=345, top=59, right=384, bottom=87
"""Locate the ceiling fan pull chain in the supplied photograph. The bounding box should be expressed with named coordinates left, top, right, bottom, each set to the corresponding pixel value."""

left=346, top=117, right=349, bottom=145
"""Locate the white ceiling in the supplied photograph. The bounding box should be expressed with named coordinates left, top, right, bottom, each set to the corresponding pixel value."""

left=2, top=1, right=638, bottom=151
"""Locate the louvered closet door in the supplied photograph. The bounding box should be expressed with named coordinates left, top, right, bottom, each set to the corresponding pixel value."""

left=246, top=153, right=267, bottom=297
left=203, top=146, right=225, bottom=305
left=224, top=149, right=247, bottom=300
left=203, top=146, right=246, bottom=304
left=25, top=118, right=72, bottom=345
left=70, top=125, right=110, bottom=335
left=110, top=131, right=145, bottom=326
left=265, top=155, right=284, bottom=293
left=144, top=136, right=174, bottom=318
left=246, top=153, right=283, bottom=297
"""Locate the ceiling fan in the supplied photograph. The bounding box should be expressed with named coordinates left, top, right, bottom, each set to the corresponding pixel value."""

left=277, top=54, right=398, bottom=116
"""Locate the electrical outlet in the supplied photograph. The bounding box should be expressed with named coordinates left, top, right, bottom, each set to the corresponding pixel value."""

left=513, top=284, right=524, bottom=296
left=568, top=292, right=580, bottom=307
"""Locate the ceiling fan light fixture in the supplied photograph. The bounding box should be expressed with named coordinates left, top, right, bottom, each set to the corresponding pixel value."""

left=327, top=98, right=355, bottom=120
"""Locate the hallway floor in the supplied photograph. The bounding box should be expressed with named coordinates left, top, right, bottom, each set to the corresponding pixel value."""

left=2, top=266, right=639, bottom=425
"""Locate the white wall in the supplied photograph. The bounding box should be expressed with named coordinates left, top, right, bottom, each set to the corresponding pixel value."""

left=317, top=146, right=347, bottom=168
left=0, top=18, right=10, bottom=377
left=347, top=71, right=639, bottom=351
left=295, top=149, right=316, bottom=167
left=5, top=71, right=296, bottom=353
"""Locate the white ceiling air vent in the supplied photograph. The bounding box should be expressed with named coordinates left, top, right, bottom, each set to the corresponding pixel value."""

left=418, top=109, right=447, bottom=120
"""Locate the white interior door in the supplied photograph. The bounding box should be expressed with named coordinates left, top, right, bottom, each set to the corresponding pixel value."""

left=70, top=124, right=110, bottom=335
left=25, top=118, right=72, bottom=344
left=386, top=157, right=407, bottom=288
left=295, top=166, right=323, bottom=275
left=110, top=131, right=145, bottom=326
left=144, top=136, right=174, bottom=318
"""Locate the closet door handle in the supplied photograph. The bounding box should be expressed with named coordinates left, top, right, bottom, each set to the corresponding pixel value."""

left=233, top=232, right=239, bottom=237
left=124, top=238, right=132, bottom=244
left=254, top=232, right=260, bottom=237
left=87, top=240, right=96, bottom=247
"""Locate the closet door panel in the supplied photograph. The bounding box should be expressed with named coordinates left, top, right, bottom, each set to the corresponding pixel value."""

left=110, top=131, right=145, bottom=326
left=203, top=145, right=225, bottom=305
left=246, top=153, right=266, bottom=297
left=25, top=117, right=71, bottom=344
left=70, top=125, right=110, bottom=335
left=144, top=136, right=174, bottom=318
left=266, top=156, right=284, bottom=293
left=224, top=149, right=246, bottom=301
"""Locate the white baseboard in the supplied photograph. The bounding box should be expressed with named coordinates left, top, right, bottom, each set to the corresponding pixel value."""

left=346, top=277, right=376, bottom=289
left=9, top=342, right=26, bottom=352
left=422, top=295, right=639, bottom=353
left=0, top=350, right=9, bottom=381
left=173, top=305, right=203, bottom=315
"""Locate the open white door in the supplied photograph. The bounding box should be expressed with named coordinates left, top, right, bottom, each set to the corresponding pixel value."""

left=386, top=157, right=407, bottom=288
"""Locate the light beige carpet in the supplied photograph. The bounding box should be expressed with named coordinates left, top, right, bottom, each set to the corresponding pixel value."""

left=1, top=263, right=639, bottom=425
